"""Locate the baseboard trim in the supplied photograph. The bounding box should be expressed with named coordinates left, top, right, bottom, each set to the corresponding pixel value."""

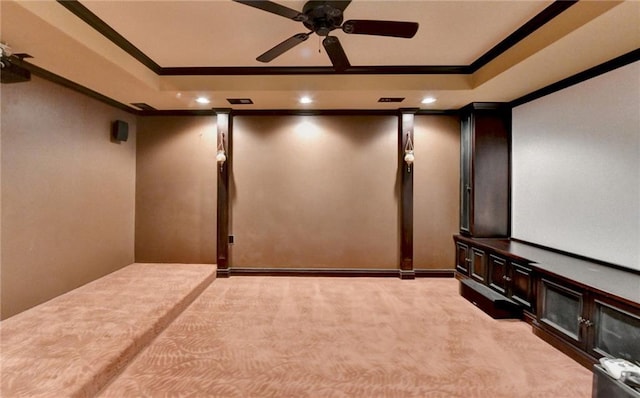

left=216, top=268, right=230, bottom=278
left=414, top=269, right=455, bottom=278
left=226, top=268, right=456, bottom=278
left=399, top=269, right=416, bottom=280
left=229, top=268, right=400, bottom=277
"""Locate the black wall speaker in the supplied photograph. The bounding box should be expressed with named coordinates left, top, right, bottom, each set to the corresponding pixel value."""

left=1, top=58, right=31, bottom=84
left=111, top=120, right=128, bottom=142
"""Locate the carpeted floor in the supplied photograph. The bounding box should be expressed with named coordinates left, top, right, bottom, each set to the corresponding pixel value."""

left=101, top=277, right=593, bottom=397
left=0, top=263, right=216, bottom=398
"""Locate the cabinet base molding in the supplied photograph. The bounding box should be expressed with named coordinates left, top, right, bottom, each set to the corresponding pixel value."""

left=460, top=278, right=522, bottom=319
left=531, top=321, right=595, bottom=369
left=522, top=310, right=535, bottom=325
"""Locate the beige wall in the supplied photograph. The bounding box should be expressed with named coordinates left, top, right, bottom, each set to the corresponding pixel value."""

left=231, top=115, right=399, bottom=269
left=413, top=115, right=460, bottom=270
left=1, top=76, right=136, bottom=319
left=135, top=116, right=217, bottom=263
left=0, top=78, right=459, bottom=319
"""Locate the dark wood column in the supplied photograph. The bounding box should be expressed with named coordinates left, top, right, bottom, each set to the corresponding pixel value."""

left=399, top=109, right=417, bottom=279
left=215, top=109, right=232, bottom=278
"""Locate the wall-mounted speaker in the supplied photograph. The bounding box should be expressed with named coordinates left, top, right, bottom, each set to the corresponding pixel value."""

left=111, top=120, right=128, bottom=142
left=1, top=59, right=31, bottom=84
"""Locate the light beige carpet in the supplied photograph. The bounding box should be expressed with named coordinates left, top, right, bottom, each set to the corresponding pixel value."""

left=0, top=263, right=216, bottom=398
left=101, top=277, right=592, bottom=397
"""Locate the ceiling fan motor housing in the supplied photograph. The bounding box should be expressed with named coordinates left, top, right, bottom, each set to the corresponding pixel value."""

left=302, top=1, right=344, bottom=36
left=232, top=0, right=419, bottom=69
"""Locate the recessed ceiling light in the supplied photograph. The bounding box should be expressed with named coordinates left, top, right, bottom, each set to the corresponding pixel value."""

left=299, top=96, right=313, bottom=104
left=421, top=97, right=437, bottom=104
left=196, top=97, right=210, bottom=104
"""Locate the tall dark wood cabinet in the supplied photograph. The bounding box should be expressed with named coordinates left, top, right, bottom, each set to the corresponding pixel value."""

left=460, top=103, right=510, bottom=237
left=454, top=103, right=640, bottom=372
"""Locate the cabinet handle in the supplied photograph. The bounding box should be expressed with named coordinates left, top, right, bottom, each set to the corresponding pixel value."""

left=504, top=276, right=512, bottom=282
left=465, top=258, right=471, bottom=263
left=577, top=317, right=594, bottom=327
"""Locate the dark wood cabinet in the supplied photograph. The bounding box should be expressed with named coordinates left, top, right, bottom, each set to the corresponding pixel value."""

left=538, top=278, right=586, bottom=347
left=536, top=275, right=640, bottom=367
left=488, top=254, right=508, bottom=294
left=453, top=235, right=640, bottom=369
left=455, top=241, right=470, bottom=275
left=470, top=247, right=487, bottom=283
left=511, top=262, right=534, bottom=311
left=459, top=103, right=510, bottom=238
left=454, top=236, right=533, bottom=319
left=589, top=296, right=640, bottom=362
left=487, top=254, right=534, bottom=313
left=453, top=100, right=640, bottom=371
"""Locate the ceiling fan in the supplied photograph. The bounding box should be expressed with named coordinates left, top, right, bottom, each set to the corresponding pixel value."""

left=233, top=0, right=419, bottom=71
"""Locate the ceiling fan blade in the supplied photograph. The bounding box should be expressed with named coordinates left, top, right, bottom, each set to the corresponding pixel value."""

left=232, top=0, right=306, bottom=21
left=257, top=33, right=310, bottom=63
left=322, top=36, right=350, bottom=71
left=342, top=20, right=419, bottom=38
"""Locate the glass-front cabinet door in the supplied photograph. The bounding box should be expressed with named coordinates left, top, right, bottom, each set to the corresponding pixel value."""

left=460, top=113, right=472, bottom=234
left=590, top=297, right=640, bottom=363
left=538, top=278, right=586, bottom=348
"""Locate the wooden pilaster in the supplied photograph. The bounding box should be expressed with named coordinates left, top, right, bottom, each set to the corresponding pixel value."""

left=215, top=109, right=232, bottom=278
left=399, top=109, right=417, bottom=279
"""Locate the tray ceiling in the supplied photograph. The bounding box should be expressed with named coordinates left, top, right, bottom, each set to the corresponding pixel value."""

left=1, top=0, right=638, bottom=111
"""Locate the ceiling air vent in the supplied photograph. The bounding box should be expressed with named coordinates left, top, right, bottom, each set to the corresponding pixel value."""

left=378, top=97, right=405, bottom=103
left=227, top=98, right=254, bottom=105
left=131, top=103, right=156, bottom=111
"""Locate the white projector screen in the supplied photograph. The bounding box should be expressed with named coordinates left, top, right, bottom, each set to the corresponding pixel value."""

left=512, top=61, right=639, bottom=271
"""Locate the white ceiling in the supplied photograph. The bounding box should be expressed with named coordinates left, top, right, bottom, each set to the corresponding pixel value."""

left=1, top=0, right=639, bottom=111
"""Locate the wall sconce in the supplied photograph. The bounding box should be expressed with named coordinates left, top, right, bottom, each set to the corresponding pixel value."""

left=404, top=132, right=414, bottom=172
left=216, top=132, right=226, bottom=171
